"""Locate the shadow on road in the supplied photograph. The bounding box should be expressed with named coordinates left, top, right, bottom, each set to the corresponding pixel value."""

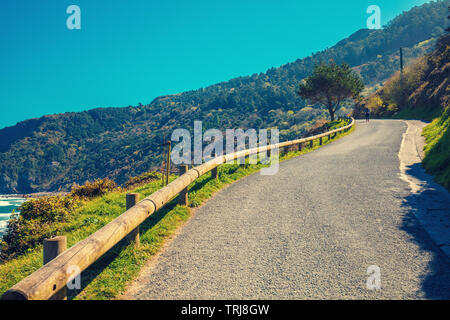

left=400, top=162, right=450, bottom=299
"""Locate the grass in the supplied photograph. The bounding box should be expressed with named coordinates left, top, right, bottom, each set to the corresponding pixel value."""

left=422, top=107, right=450, bottom=191
left=390, top=105, right=444, bottom=122
left=0, top=120, right=354, bottom=300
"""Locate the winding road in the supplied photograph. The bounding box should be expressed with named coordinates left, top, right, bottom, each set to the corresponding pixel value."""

left=125, top=120, right=450, bottom=300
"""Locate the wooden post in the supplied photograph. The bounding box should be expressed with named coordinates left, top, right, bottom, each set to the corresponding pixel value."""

left=211, top=151, right=218, bottom=180
left=310, top=140, right=313, bottom=148
left=319, top=137, right=323, bottom=145
left=328, top=134, right=331, bottom=141
left=179, top=165, right=189, bottom=206
left=125, top=193, right=140, bottom=246
left=165, top=141, right=171, bottom=186
left=43, top=236, right=67, bottom=300
left=238, top=139, right=245, bottom=165
left=161, top=162, right=165, bottom=186
left=400, top=47, right=404, bottom=73
left=298, top=143, right=302, bottom=152
left=211, top=166, right=218, bottom=179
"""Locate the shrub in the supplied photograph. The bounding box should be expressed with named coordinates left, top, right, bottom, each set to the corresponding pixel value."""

left=381, top=56, right=428, bottom=108
left=70, top=179, right=117, bottom=199
left=387, top=103, right=399, bottom=113
left=366, top=95, right=387, bottom=116
left=123, top=172, right=161, bottom=190
left=20, top=196, right=78, bottom=222
left=0, top=196, right=80, bottom=261
left=0, top=217, right=54, bottom=260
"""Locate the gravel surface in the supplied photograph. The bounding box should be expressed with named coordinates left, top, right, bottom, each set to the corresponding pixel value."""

left=125, top=120, right=450, bottom=300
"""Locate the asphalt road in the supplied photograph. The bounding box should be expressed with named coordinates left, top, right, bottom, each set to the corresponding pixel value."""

left=125, top=120, right=450, bottom=300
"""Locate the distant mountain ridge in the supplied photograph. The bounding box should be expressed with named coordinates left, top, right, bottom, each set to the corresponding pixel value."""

left=0, top=1, right=447, bottom=194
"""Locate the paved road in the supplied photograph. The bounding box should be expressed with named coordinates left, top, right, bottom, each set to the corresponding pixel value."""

left=125, top=120, right=450, bottom=300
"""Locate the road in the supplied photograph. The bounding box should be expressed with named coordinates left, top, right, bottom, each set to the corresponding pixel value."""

left=124, top=120, right=450, bottom=300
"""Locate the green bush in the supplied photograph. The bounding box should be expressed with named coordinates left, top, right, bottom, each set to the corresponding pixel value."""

left=20, top=196, right=78, bottom=222
left=1, top=179, right=118, bottom=261
left=70, top=179, right=118, bottom=199
left=0, top=196, right=80, bottom=261
left=124, top=172, right=161, bottom=189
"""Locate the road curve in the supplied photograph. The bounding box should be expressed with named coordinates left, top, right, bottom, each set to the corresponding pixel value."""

left=125, top=120, right=450, bottom=300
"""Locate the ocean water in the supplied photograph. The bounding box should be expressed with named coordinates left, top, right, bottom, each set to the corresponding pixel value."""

left=0, top=196, right=26, bottom=240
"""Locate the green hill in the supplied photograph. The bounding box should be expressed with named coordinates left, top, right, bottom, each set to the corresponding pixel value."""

left=0, top=1, right=447, bottom=194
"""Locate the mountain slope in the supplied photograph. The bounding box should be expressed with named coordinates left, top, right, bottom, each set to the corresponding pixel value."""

left=0, top=1, right=447, bottom=194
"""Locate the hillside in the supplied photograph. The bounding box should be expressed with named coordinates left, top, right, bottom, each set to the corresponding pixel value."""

left=354, top=32, right=449, bottom=189
left=0, top=1, right=447, bottom=194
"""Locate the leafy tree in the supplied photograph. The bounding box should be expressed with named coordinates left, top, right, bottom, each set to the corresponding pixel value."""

left=447, top=6, right=450, bottom=32
left=298, top=62, right=364, bottom=120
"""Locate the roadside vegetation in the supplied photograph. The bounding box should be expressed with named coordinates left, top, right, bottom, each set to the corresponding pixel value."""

left=422, top=108, right=450, bottom=190
left=0, top=179, right=117, bottom=261
left=0, top=119, right=353, bottom=300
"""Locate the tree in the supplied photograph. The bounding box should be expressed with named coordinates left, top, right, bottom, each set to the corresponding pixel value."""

left=298, top=62, right=364, bottom=121
left=446, top=6, right=449, bottom=32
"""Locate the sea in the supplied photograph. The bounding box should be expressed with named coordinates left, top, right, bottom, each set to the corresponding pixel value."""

left=0, top=196, right=26, bottom=240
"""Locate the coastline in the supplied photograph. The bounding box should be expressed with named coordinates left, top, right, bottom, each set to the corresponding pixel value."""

left=0, top=197, right=27, bottom=240
left=0, top=192, right=68, bottom=199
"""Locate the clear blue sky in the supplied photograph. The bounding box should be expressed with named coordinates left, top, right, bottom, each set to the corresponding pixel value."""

left=0, top=0, right=432, bottom=129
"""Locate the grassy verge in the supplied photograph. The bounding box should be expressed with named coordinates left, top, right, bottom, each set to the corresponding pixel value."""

left=0, top=121, right=354, bottom=300
left=422, top=107, right=450, bottom=191
left=389, top=105, right=444, bottom=122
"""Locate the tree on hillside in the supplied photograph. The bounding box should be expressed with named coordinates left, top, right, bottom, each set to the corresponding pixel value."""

left=446, top=6, right=449, bottom=32
left=298, top=62, right=364, bottom=121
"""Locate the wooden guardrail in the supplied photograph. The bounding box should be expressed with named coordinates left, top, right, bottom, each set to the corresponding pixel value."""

left=1, top=118, right=355, bottom=300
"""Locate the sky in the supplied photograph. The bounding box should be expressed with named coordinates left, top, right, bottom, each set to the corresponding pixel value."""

left=0, top=0, right=434, bottom=129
